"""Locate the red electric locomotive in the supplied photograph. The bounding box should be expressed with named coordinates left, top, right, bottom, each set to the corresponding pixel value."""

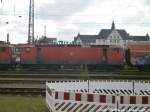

left=127, top=43, right=150, bottom=70
left=17, top=44, right=125, bottom=70
left=0, top=41, right=15, bottom=70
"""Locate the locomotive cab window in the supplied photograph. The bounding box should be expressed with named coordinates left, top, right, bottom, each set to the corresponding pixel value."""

left=113, top=48, right=119, bottom=54
left=37, top=48, right=41, bottom=51
left=144, top=52, right=150, bottom=58
left=15, top=48, right=20, bottom=52
left=0, top=47, right=6, bottom=52
left=25, top=47, right=31, bottom=52
left=11, top=47, right=16, bottom=54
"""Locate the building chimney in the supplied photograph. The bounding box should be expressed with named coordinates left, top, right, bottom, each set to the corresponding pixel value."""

left=7, top=33, right=9, bottom=43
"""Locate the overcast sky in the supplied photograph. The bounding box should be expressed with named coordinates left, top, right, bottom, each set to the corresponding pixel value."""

left=0, top=0, right=150, bottom=44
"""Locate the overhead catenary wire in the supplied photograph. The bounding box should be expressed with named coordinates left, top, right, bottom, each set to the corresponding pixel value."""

left=1, top=14, right=150, bottom=25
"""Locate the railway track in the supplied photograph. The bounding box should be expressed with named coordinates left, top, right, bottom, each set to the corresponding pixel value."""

left=0, top=69, right=112, bottom=75
left=0, top=68, right=149, bottom=75
left=0, top=72, right=149, bottom=80
left=0, top=67, right=141, bottom=73
left=0, top=87, right=45, bottom=95
left=0, top=69, right=149, bottom=95
left=0, top=79, right=46, bottom=95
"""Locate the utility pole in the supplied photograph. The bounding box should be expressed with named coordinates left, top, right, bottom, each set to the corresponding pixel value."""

left=28, top=0, right=34, bottom=44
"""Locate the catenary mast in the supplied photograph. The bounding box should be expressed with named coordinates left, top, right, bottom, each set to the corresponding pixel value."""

left=28, top=0, right=34, bottom=44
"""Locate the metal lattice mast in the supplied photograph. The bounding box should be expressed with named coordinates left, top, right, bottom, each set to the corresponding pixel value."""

left=44, top=25, right=47, bottom=37
left=28, top=0, right=34, bottom=44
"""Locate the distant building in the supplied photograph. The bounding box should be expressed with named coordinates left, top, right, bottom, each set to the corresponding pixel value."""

left=35, top=36, right=57, bottom=44
left=74, top=34, right=98, bottom=45
left=74, top=21, right=150, bottom=46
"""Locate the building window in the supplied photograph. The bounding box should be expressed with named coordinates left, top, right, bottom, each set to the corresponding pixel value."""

left=117, top=40, right=120, bottom=43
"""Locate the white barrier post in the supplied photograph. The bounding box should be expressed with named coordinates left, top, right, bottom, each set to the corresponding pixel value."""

left=116, top=93, right=120, bottom=112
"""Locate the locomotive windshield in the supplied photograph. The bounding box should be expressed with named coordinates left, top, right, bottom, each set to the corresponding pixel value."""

left=144, top=52, right=150, bottom=58
left=0, top=47, right=6, bottom=52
